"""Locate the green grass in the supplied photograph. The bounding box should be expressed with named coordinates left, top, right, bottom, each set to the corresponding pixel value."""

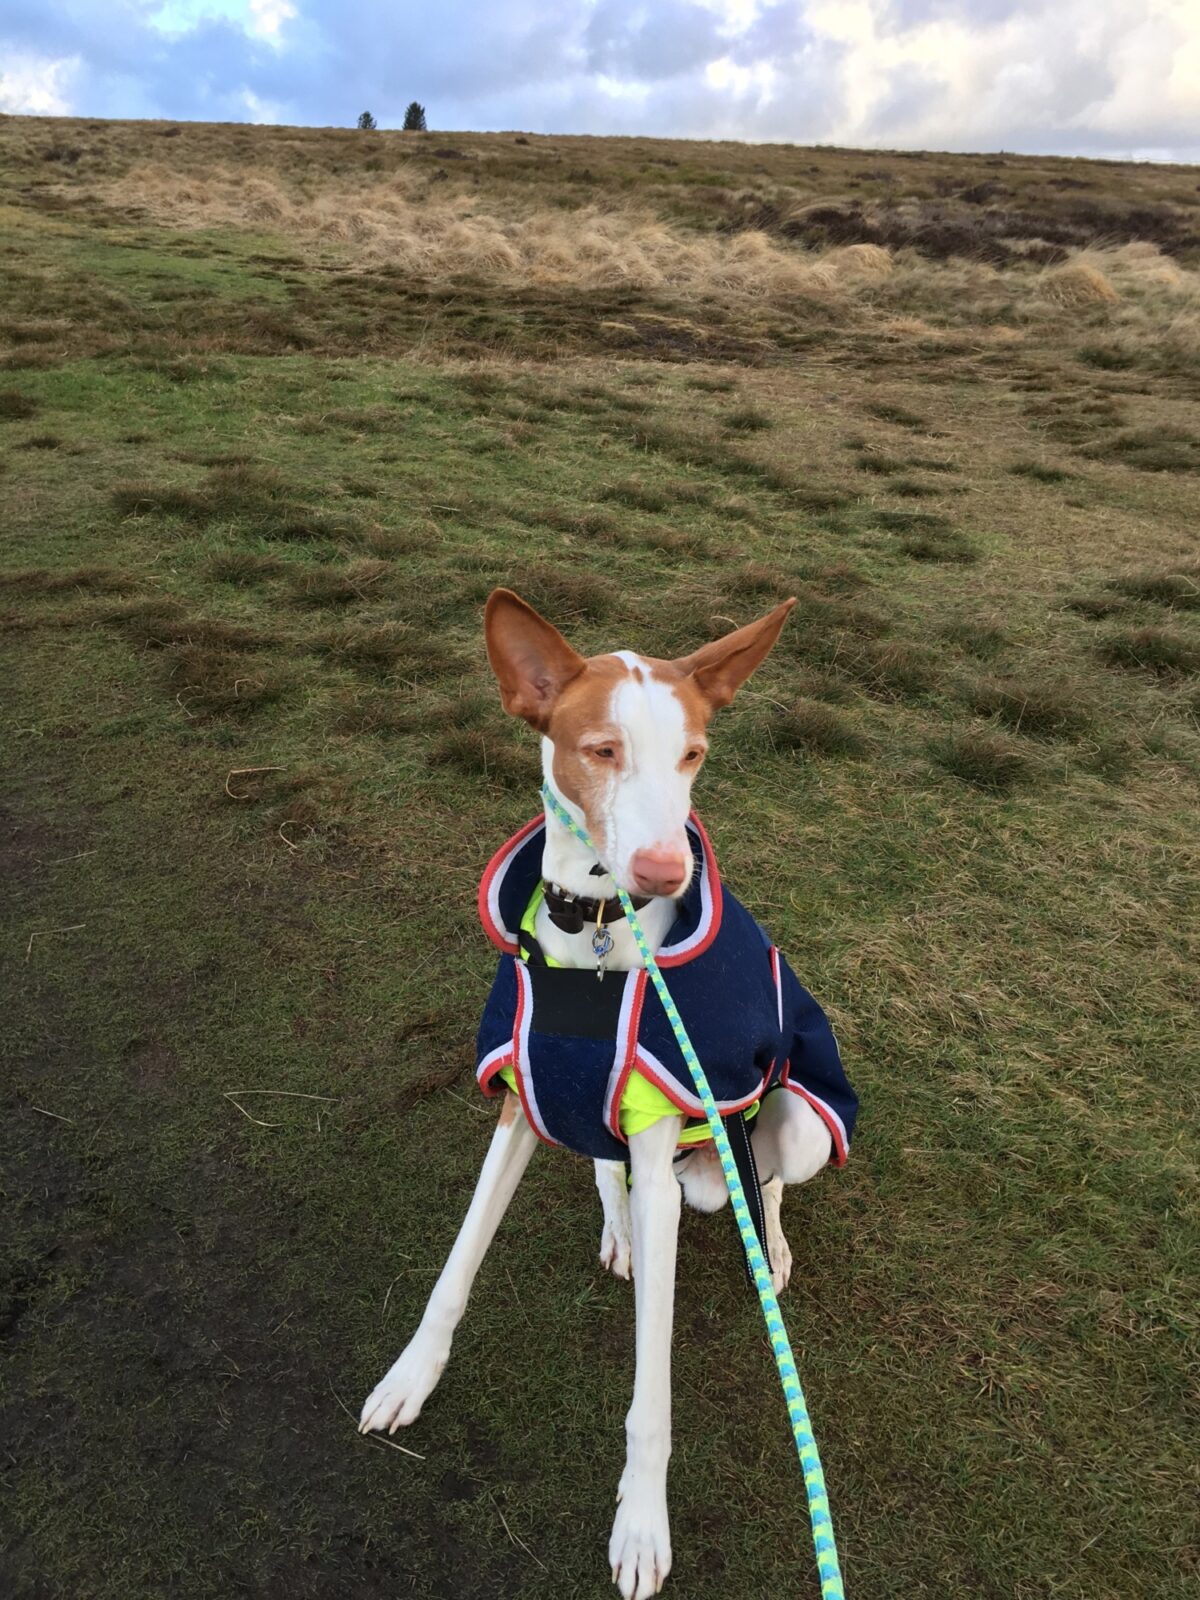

left=2, top=114, right=1199, bottom=1600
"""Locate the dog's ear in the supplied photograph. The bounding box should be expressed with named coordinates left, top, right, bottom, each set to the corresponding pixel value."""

left=672, top=598, right=796, bottom=712
left=485, top=589, right=586, bottom=731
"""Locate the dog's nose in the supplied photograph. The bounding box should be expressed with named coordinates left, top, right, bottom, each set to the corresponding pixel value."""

left=630, top=849, right=689, bottom=898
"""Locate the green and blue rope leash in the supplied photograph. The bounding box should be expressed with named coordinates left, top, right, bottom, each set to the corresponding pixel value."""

left=540, top=784, right=845, bottom=1600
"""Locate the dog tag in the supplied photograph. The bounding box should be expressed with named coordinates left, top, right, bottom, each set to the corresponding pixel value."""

left=592, top=925, right=614, bottom=980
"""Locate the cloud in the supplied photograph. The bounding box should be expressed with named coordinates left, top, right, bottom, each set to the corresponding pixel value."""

left=248, top=0, right=297, bottom=43
left=0, top=50, right=79, bottom=115
left=0, top=0, right=1196, bottom=162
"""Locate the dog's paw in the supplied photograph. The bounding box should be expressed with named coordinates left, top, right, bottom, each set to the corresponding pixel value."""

left=769, top=1226, right=793, bottom=1295
left=610, top=1476, right=672, bottom=1599
left=358, top=1329, right=450, bottom=1434
left=600, top=1217, right=633, bottom=1280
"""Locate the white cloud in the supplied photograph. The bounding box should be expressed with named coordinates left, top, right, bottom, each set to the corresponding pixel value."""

left=0, top=51, right=79, bottom=115
left=241, top=87, right=284, bottom=121
left=812, top=0, right=1200, bottom=157
left=248, top=0, right=297, bottom=43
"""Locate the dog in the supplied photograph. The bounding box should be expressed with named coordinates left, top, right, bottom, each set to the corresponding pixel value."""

left=361, top=589, right=857, bottom=1598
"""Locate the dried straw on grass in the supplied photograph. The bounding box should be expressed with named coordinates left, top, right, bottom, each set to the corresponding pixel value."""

left=1038, top=261, right=1120, bottom=307
left=105, top=163, right=838, bottom=304
left=824, top=243, right=894, bottom=280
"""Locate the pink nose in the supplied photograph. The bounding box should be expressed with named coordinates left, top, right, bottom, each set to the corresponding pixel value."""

left=630, top=849, right=689, bottom=898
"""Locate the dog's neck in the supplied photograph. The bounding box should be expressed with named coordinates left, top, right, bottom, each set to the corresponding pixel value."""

left=537, top=772, right=678, bottom=973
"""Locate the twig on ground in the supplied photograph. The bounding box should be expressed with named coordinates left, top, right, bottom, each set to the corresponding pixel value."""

left=330, top=1384, right=424, bottom=1460
left=223, top=1088, right=340, bottom=1129
left=225, top=765, right=285, bottom=799
left=224, top=1095, right=282, bottom=1128
left=39, top=849, right=99, bottom=867
left=29, top=1104, right=76, bottom=1124
left=444, top=1088, right=489, bottom=1116
left=25, top=924, right=85, bottom=961
left=490, top=1491, right=548, bottom=1570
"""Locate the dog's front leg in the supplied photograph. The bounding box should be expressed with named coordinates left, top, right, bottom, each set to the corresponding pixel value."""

left=610, top=1114, right=682, bottom=1600
left=596, top=1159, right=633, bottom=1279
left=360, top=1093, right=536, bottom=1434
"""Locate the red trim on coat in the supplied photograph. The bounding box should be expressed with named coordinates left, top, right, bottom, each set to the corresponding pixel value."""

left=478, top=814, right=543, bottom=954
left=633, top=1048, right=767, bottom=1122
left=477, top=1055, right=514, bottom=1097
left=605, top=971, right=648, bottom=1142
left=507, top=964, right=559, bottom=1148
left=657, top=811, right=724, bottom=968
left=781, top=1061, right=848, bottom=1166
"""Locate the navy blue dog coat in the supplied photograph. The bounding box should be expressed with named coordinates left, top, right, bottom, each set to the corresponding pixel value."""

left=475, top=814, right=858, bottom=1165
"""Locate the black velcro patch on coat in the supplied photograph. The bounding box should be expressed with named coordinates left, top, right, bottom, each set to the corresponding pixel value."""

left=527, top=966, right=627, bottom=1040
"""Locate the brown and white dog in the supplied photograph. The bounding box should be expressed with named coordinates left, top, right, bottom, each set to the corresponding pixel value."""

left=361, top=590, right=834, bottom=1598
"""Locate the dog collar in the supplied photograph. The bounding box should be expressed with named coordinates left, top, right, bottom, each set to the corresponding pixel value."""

left=541, top=879, right=652, bottom=935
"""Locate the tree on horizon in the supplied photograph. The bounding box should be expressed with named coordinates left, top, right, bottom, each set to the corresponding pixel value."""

left=402, top=102, right=427, bottom=131
left=356, top=110, right=377, bottom=129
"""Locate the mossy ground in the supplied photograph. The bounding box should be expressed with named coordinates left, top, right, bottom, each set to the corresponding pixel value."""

left=2, top=116, right=1198, bottom=1600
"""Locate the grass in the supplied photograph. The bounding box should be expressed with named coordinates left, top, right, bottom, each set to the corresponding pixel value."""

left=0, top=387, right=39, bottom=418
left=1083, top=428, right=1200, bottom=472
left=1, top=111, right=1198, bottom=1600
left=768, top=699, right=869, bottom=758
left=1096, top=626, right=1200, bottom=675
left=964, top=675, right=1092, bottom=739
left=927, top=726, right=1032, bottom=789
left=1009, top=460, right=1074, bottom=483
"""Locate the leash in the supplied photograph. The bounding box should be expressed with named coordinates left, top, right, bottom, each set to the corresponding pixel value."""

left=541, top=784, right=846, bottom=1600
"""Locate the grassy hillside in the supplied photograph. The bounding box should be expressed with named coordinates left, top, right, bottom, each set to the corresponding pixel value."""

left=2, top=115, right=1198, bottom=1600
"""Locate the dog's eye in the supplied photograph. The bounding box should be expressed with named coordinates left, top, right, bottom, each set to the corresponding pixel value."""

left=683, top=748, right=703, bottom=764
left=593, top=746, right=616, bottom=760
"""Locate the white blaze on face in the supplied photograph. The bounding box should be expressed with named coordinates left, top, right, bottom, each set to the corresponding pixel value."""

left=601, top=652, right=695, bottom=893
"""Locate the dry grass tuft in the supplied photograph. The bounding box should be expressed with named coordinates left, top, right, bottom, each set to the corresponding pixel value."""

left=831, top=638, right=942, bottom=701
left=1111, top=566, right=1200, bottom=612
left=1037, top=262, right=1119, bottom=307
left=928, top=726, right=1032, bottom=790
left=723, top=406, right=773, bottom=433
left=940, top=618, right=1008, bottom=657
left=0, top=388, right=39, bottom=420
left=504, top=562, right=616, bottom=622
left=167, top=644, right=286, bottom=716
left=114, top=464, right=366, bottom=542
left=824, top=243, right=893, bottom=280
left=1097, top=627, right=1200, bottom=676
left=1009, top=460, right=1073, bottom=484
left=287, top=559, right=392, bottom=607
left=864, top=401, right=925, bottom=428
left=769, top=698, right=868, bottom=758
left=111, top=609, right=275, bottom=653
left=1064, top=593, right=1130, bottom=620
left=314, top=620, right=418, bottom=670
left=206, top=551, right=287, bottom=585
left=1083, top=429, right=1200, bottom=473
left=600, top=478, right=670, bottom=513
left=428, top=727, right=540, bottom=789
left=726, top=562, right=791, bottom=603
left=0, top=566, right=139, bottom=595
left=966, top=675, right=1091, bottom=739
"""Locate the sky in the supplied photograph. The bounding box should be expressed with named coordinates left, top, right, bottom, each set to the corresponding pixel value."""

left=1, top=1, right=1198, bottom=163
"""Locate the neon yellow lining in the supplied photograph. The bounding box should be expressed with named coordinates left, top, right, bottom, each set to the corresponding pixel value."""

left=497, top=884, right=758, bottom=1145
